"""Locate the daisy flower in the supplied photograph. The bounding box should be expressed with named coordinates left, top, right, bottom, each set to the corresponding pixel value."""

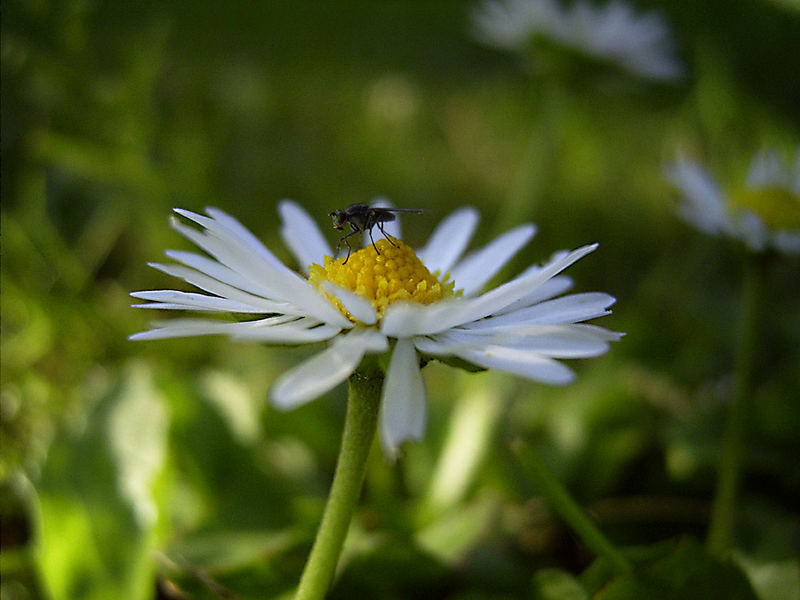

left=471, top=0, right=682, bottom=82
left=131, top=202, right=621, bottom=454
left=666, top=147, right=800, bottom=255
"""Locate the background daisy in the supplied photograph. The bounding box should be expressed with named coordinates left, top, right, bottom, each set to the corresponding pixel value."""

left=667, top=147, right=800, bottom=254
left=472, top=0, right=682, bottom=81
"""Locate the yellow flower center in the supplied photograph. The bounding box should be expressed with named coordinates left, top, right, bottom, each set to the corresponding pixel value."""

left=308, top=238, right=456, bottom=322
left=730, top=186, right=800, bottom=230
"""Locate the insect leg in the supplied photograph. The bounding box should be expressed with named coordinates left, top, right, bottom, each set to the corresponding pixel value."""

left=343, top=238, right=352, bottom=264
left=377, top=221, right=398, bottom=247
left=367, top=226, right=380, bottom=254
left=338, top=229, right=361, bottom=264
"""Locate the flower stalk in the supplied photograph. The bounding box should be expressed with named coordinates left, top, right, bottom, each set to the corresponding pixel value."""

left=707, top=254, right=764, bottom=556
left=513, top=440, right=633, bottom=575
left=295, top=362, right=383, bottom=600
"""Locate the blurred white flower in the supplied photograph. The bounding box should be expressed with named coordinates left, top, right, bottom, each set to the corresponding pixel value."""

left=666, top=148, right=800, bottom=255
left=472, top=0, right=682, bottom=81
left=131, top=202, right=621, bottom=454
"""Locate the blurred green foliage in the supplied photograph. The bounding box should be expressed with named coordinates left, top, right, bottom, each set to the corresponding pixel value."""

left=2, top=1, right=799, bottom=599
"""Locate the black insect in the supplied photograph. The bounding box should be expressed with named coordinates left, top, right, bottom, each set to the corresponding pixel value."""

left=329, top=204, right=426, bottom=263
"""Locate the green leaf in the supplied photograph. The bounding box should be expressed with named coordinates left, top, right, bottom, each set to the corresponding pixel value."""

left=414, top=494, right=497, bottom=563
left=532, top=569, right=589, bottom=600
left=165, top=529, right=302, bottom=573
left=32, top=363, right=169, bottom=600
left=329, top=538, right=455, bottom=600
left=199, top=370, right=262, bottom=446
left=735, top=553, right=800, bottom=600
left=591, top=537, right=758, bottom=600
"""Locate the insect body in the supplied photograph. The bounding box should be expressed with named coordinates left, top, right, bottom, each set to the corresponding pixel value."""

left=329, top=204, right=426, bottom=263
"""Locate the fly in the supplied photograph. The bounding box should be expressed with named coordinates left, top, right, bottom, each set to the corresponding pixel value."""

left=329, top=203, right=426, bottom=263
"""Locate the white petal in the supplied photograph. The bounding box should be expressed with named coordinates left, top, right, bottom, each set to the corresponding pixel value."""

left=358, top=328, right=392, bottom=353
left=130, top=316, right=340, bottom=343
left=665, top=159, right=731, bottom=235
left=473, top=0, right=681, bottom=81
left=417, top=207, right=480, bottom=276
left=434, top=324, right=619, bottom=358
left=417, top=339, right=575, bottom=385
left=461, top=346, right=574, bottom=385
left=131, top=316, right=298, bottom=340
left=270, top=328, right=389, bottom=410
left=746, top=149, right=787, bottom=189
left=130, top=318, right=242, bottom=340
left=462, top=322, right=624, bottom=343
left=467, top=292, right=616, bottom=328
left=263, top=275, right=352, bottom=328
left=171, top=215, right=351, bottom=327
left=381, top=244, right=598, bottom=336
left=450, top=223, right=537, bottom=296
left=231, top=320, right=342, bottom=343
left=162, top=251, right=283, bottom=300
left=130, top=290, right=268, bottom=313
left=169, top=217, right=293, bottom=297
left=279, top=199, right=332, bottom=273
left=322, top=282, right=378, bottom=325
left=149, top=261, right=297, bottom=314
left=176, top=208, right=286, bottom=270
left=163, top=226, right=294, bottom=302
left=380, top=299, right=466, bottom=338
left=148, top=258, right=297, bottom=309
left=203, top=207, right=288, bottom=269
left=170, top=217, right=278, bottom=280
left=380, top=338, right=427, bottom=456
left=458, top=243, right=599, bottom=320
left=570, top=323, right=625, bottom=342
left=494, top=275, right=573, bottom=315
left=735, top=211, right=768, bottom=252
left=773, top=230, right=800, bottom=255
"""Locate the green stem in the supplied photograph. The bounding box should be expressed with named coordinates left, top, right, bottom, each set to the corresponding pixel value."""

left=295, top=364, right=383, bottom=600
left=513, top=441, right=633, bottom=575
left=707, top=255, right=764, bottom=556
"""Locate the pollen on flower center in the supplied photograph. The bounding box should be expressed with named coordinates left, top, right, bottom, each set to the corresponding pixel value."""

left=730, top=186, right=800, bottom=230
left=308, top=238, right=456, bottom=322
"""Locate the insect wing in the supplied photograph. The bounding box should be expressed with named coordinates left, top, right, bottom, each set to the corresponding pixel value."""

left=377, top=207, right=427, bottom=213
left=369, top=208, right=398, bottom=223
